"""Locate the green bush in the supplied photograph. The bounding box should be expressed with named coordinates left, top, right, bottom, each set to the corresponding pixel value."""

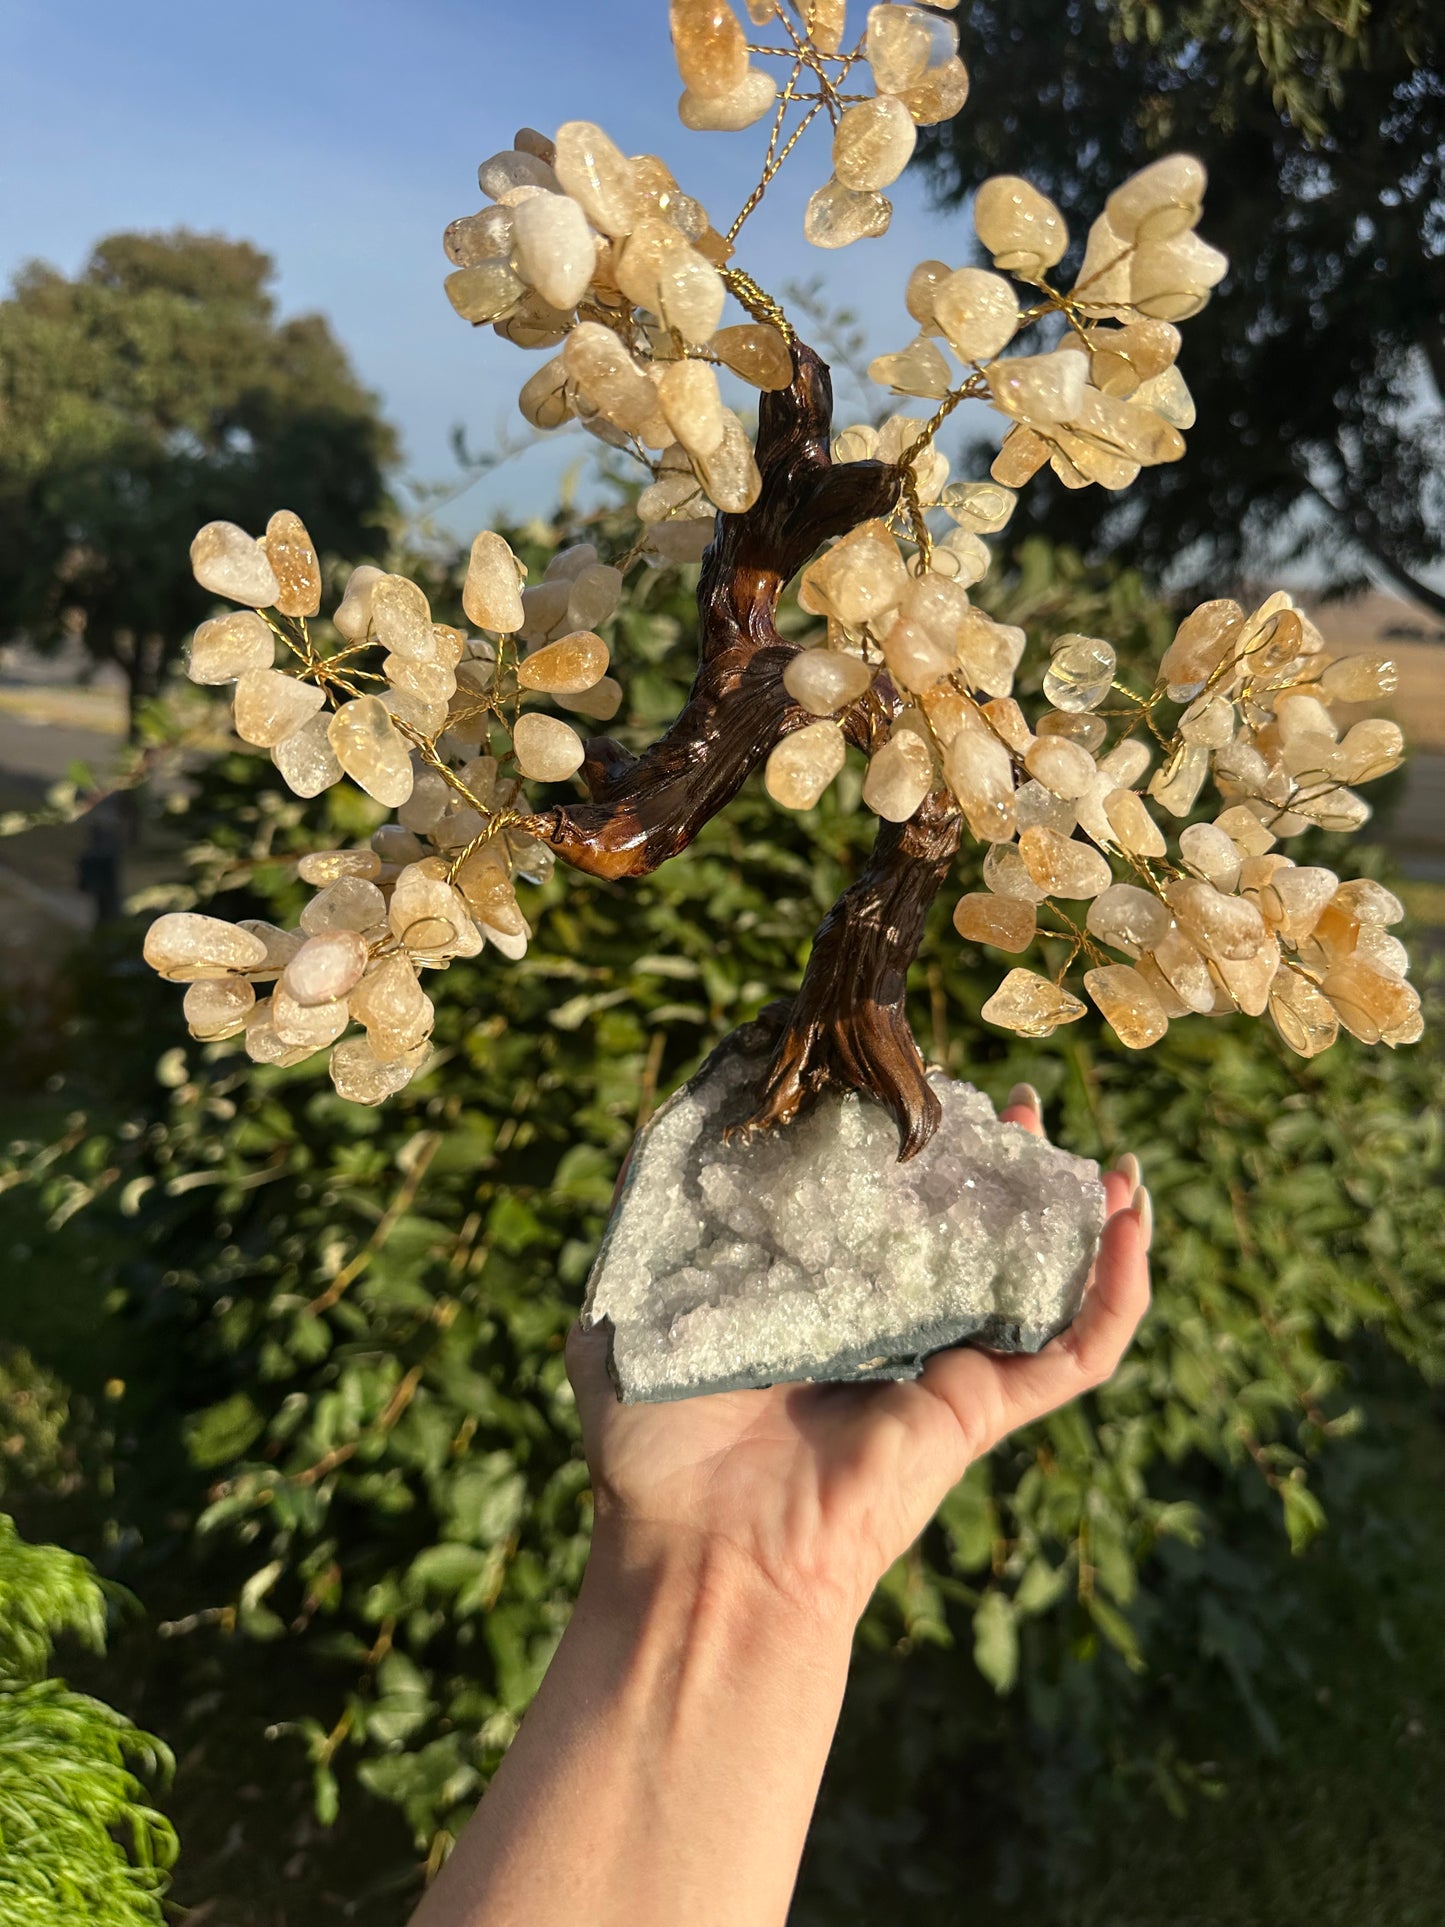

left=1, top=520, right=1440, bottom=1916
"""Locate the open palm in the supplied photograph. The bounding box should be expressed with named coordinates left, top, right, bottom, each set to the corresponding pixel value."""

left=567, top=1093, right=1151, bottom=1621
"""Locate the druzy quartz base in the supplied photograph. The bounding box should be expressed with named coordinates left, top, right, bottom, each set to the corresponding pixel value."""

left=583, top=1022, right=1107, bottom=1404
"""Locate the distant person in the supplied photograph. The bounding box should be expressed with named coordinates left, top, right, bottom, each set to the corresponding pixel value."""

left=76, top=796, right=125, bottom=923
left=410, top=1091, right=1151, bottom=1927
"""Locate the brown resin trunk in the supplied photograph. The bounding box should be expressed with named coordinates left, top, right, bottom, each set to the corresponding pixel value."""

left=535, top=341, right=959, bottom=1159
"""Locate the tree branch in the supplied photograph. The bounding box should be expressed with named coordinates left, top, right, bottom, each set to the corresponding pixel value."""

left=1297, top=469, right=1445, bottom=624
left=533, top=343, right=901, bottom=879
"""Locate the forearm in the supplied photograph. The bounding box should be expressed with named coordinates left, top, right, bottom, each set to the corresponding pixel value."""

left=412, top=1526, right=856, bottom=1927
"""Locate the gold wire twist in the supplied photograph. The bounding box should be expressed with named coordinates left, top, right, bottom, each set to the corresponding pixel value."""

left=718, top=266, right=796, bottom=342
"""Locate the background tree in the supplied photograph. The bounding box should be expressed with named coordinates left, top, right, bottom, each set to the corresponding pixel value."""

left=919, top=0, right=1445, bottom=613
left=0, top=232, right=398, bottom=721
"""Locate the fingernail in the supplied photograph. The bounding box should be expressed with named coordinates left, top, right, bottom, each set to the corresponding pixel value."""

left=1132, top=1183, right=1153, bottom=1252
left=1113, top=1152, right=1141, bottom=1192
left=1007, top=1082, right=1041, bottom=1114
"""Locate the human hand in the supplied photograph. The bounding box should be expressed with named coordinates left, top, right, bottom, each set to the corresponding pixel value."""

left=566, top=1087, right=1152, bottom=1628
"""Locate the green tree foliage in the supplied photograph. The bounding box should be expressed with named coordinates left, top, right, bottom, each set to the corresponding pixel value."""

left=0, top=232, right=398, bottom=716
left=918, top=2, right=1445, bottom=612
left=1, top=515, right=1439, bottom=1914
left=0, top=1513, right=176, bottom=1925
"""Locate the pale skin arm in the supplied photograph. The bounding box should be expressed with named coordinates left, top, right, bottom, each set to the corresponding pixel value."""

left=411, top=1090, right=1152, bottom=1927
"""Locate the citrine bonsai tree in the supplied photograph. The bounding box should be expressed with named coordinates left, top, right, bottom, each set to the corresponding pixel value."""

left=143, top=0, right=1421, bottom=1161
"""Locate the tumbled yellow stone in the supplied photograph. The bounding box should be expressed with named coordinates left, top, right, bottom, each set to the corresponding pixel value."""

left=1086, top=883, right=1170, bottom=956
left=1179, top=821, right=1241, bottom=889
left=987, top=349, right=1087, bottom=426
left=974, top=175, right=1068, bottom=274
left=186, top=611, right=274, bottom=685
left=1019, top=827, right=1113, bottom=899
left=865, top=2, right=953, bottom=92
left=1039, top=633, right=1116, bottom=713
left=445, top=261, right=526, bottom=323
left=512, top=711, right=586, bottom=782
left=260, top=510, right=321, bottom=619
left=658, top=359, right=726, bottom=456
left=330, top=1032, right=424, bottom=1103
left=463, top=531, right=525, bottom=634
left=670, top=0, right=748, bottom=96
left=518, top=631, right=609, bottom=695
left=510, top=192, right=594, bottom=312
left=444, top=205, right=514, bottom=268
left=1335, top=719, right=1404, bottom=784
left=940, top=481, right=1016, bottom=534
left=712, top=323, right=792, bottom=391
left=764, top=720, right=846, bottom=810
left=332, top=565, right=384, bottom=643
left=1016, top=778, right=1076, bottom=838
left=882, top=615, right=955, bottom=694
left=454, top=850, right=527, bottom=937
left=272, top=714, right=344, bottom=798
left=862, top=729, right=933, bottom=822
left=695, top=410, right=762, bottom=512
left=1147, top=741, right=1209, bottom=816
left=270, top=981, right=352, bottom=1050
left=191, top=521, right=281, bottom=607
left=1319, top=955, right=1417, bottom=1045
left=1268, top=969, right=1340, bottom=1058
left=327, top=697, right=414, bottom=808
left=930, top=527, right=991, bottom=585
left=980, top=846, right=1044, bottom=909
left=1102, top=786, right=1166, bottom=856
left=953, top=892, right=1035, bottom=953
left=1144, top=927, right=1214, bottom=1013
left=1130, top=231, right=1229, bottom=322
left=991, top=425, right=1050, bottom=486
left=1213, top=803, right=1276, bottom=856
left=1332, top=878, right=1404, bottom=926
left=518, top=357, right=573, bottom=434
left=232, top=667, right=324, bottom=749
left=558, top=676, right=625, bottom=722
left=144, top=912, right=270, bottom=983
left=944, top=725, right=1016, bottom=842
left=564, top=322, right=659, bottom=436
left=834, top=96, right=917, bottom=194
left=1105, top=155, right=1206, bottom=244
left=1255, top=864, right=1337, bottom=942
left=655, top=248, right=726, bottom=345
left=932, top=267, right=1019, bottom=363
left=980, top=696, right=1031, bottom=754
left=897, top=55, right=970, bottom=126
left=1024, top=735, right=1096, bottom=800
left=350, top=953, right=435, bottom=1058
left=1319, top=654, right=1398, bottom=703
left=298, top=849, right=382, bottom=886
left=370, top=575, right=434, bottom=662
left=183, top=976, right=257, bottom=1040
left=783, top=648, right=873, bottom=716
left=1165, top=879, right=1267, bottom=963
left=868, top=335, right=953, bottom=400
left=301, top=876, right=387, bottom=937
left=679, top=68, right=777, bottom=130
left=281, top=929, right=370, bottom=1009
left=1158, top=599, right=1243, bottom=697
left=478, top=149, right=560, bottom=200
left=804, top=178, right=892, bottom=249
left=1178, top=691, right=1235, bottom=748
left=904, top=259, right=950, bottom=330
left=798, top=523, right=907, bottom=629
left=1087, top=318, right=1182, bottom=396
left=388, top=863, right=480, bottom=960
left=1084, top=963, right=1168, bottom=1048
left=553, top=121, right=637, bottom=238
left=981, top=968, right=1087, bottom=1038
left=955, top=609, right=1026, bottom=697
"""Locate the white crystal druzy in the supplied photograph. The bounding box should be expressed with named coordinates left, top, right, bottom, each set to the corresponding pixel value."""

left=584, top=1029, right=1106, bottom=1403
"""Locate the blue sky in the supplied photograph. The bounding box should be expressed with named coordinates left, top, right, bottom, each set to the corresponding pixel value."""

left=1, top=0, right=988, bottom=533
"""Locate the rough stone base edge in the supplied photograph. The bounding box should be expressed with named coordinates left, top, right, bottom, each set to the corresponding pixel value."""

left=583, top=1301, right=1077, bottom=1406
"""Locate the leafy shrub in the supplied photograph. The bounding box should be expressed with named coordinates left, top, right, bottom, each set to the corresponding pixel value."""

left=1, top=520, right=1440, bottom=1914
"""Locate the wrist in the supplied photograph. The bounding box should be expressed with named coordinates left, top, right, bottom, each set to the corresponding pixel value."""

left=581, top=1510, right=862, bottom=1658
